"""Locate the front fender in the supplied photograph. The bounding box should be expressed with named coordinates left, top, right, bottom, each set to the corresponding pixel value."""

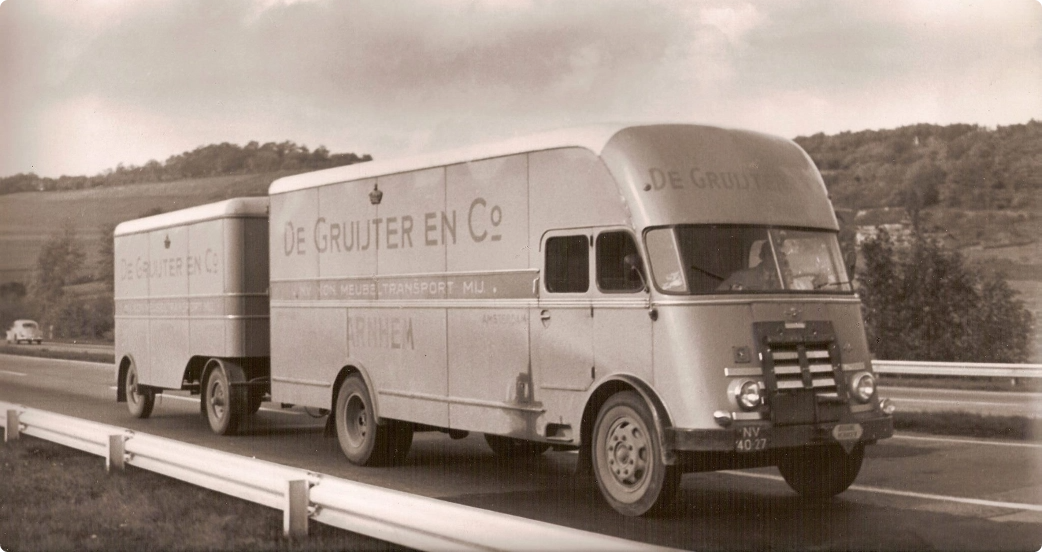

left=584, top=374, right=678, bottom=465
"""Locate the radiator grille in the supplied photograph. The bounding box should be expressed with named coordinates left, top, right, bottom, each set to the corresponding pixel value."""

left=765, top=343, right=839, bottom=398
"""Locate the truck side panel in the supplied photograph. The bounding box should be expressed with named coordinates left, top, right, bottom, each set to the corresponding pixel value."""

left=270, top=187, right=327, bottom=406
left=354, top=307, right=449, bottom=427
left=115, top=231, right=152, bottom=379
left=187, top=218, right=227, bottom=360
left=442, top=155, right=532, bottom=432
left=148, top=226, right=190, bottom=389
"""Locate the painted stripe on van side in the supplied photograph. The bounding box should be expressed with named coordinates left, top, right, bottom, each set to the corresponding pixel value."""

left=270, top=270, right=538, bottom=301
left=115, top=295, right=270, bottom=316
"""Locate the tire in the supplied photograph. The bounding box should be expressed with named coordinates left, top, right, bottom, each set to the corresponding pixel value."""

left=246, top=392, right=264, bottom=415
left=202, top=361, right=247, bottom=435
left=125, top=362, right=155, bottom=419
left=777, top=443, right=864, bottom=499
left=484, top=434, right=551, bottom=458
left=335, top=375, right=412, bottom=466
left=592, top=391, right=681, bottom=516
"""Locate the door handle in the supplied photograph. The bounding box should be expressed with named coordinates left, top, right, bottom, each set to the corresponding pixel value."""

left=540, top=310, right=551, bottom=321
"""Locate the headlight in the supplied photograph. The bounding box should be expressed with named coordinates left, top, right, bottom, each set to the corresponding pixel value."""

left=850, top=372, right=876, bottom=403
left=730, top=379, right=764, bottom=411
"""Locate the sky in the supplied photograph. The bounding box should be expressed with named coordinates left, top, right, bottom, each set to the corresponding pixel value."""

left=0, top=0, right=1040, bottom=179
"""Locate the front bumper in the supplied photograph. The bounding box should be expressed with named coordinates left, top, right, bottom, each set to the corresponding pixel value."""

left=666, top=413, right=893, bottom=453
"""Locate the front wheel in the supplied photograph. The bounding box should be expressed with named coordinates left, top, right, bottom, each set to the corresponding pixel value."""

left=125, top=362, right=155, bottom=419
left=777, top=444, right=864, bottom=499
left=335, top=375, right=412, bottom=466
left=592, top=391, right=681, bottom=516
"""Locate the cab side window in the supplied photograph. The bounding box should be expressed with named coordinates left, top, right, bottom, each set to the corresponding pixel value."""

left=596, top=231, right=644, bottom=292
left=545, top=235, right=589, bottom=293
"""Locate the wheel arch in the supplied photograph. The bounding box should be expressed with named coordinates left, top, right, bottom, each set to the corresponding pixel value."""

left=580, top=375, right=677, bottom=469
left=330, top=362, right=381, bottom=423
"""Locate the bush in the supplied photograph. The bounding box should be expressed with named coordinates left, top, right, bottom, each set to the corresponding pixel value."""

left=858, top=227, right=1034, bottom=362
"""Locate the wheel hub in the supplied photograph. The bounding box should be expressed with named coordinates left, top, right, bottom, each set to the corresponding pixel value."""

left=605, top=418, right=648, bottom=486
left=344, top=394, right=368, bottom=445
left=209, top=380, right=226, bottom=419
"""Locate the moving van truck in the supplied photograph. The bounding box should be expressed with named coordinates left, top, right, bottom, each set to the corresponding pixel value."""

left=116, top=124, right=893, bottom=516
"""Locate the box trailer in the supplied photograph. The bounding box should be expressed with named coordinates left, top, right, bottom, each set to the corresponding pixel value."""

left=116, top=124, right=893, bottom=515
left=114, top=198, right=270, bottom=432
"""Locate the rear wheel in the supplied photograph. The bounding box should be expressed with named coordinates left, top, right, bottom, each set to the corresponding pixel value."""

left=203, top=361, right=246, bottom=435
left=245, top=389, right=265, bottom=415
left=778, top=443, right=864, bottom=499
left=335, top=375, right=412, bottom=466
left=592, top=391, right=681, bottom=516
left=125, top=362, right=155, bottom=419
left=484, top=434, right=551, bottom=458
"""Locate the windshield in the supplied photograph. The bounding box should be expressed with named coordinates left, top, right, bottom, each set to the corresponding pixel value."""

left=645, top=226, right=852, bottom=295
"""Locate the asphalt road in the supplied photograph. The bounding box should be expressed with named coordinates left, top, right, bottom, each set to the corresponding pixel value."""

left=1, top=354, right=1040, bottom=550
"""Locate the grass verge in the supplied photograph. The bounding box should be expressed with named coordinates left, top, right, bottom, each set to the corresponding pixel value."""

left=0, top=436, right=407, bottom=552
left=893, top=411, right=1040, bottom=441
left=0, top=345, right=114, bottom=365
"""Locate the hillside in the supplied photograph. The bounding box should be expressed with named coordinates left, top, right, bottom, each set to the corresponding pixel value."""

left=795, top=121, right=1042, bottom=361
left=0, top=171, right=288, bottom=283
left=1, top=123, right=1038, bottom=359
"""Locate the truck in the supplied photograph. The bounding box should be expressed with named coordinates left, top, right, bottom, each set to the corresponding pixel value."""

left=114, top=123, right=894, bottom=516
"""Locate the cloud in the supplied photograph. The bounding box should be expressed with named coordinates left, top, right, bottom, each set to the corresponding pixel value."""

left=0, top=0, right=1039, bottom=177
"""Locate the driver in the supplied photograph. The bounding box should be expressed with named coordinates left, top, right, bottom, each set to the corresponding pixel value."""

left=718, top=242, right=786, bottom=291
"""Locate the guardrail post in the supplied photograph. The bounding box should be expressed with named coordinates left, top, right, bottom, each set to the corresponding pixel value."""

left=107, top=434, right=126, bottom=472
left=284, top=479, right=309, bottom=538
left=4, top=410, right=18, bottom=442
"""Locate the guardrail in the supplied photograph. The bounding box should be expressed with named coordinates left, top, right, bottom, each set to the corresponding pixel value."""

left=1, top=402, right=675, bottom=551
left=873, top=360, right=1042, bottom=380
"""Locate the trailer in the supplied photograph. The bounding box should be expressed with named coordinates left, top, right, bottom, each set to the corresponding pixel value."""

left=114, top=198, right=270, bottom=432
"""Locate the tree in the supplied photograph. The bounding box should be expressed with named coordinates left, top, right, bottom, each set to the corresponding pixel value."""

left=896, top=159, right=943, bottom=230
left=858, top=227, right=906, bottom=359
left=29, top=221, right=86, bottom=330
left=97, top=222, right=117, bottom=291
left=31, top=222, right=85, bottom=305
left=857, top=229, right=1034, bottom=362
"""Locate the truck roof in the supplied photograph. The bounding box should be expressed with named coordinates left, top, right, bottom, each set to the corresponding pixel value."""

left=114, top=197, right=270, bottom=237
left=269, top=123, right=635, bottom=195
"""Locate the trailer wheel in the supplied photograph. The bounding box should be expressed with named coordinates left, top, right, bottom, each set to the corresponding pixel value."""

left=245, top=392, right=264, bottom=415
left=335, top=375, right=412, bottom=466
left=778, top=443, right=864, bottom=499
left=125, top=362, right=155, bottom=419
left=203, top=362, right=246, bottom=435
left=592, top=391, right=680, bottom=516
left=484, top=434, right=551, bottom=458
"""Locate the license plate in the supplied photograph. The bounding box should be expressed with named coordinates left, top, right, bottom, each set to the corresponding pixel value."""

left=832, top=423, right=864, bottom=442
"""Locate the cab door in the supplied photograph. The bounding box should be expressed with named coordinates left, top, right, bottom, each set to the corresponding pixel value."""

left=592, top=229, right=653, bottom=383
left=531, top=231, right=594, bottom=393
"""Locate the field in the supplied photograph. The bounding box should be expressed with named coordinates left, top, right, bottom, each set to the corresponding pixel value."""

left=0, top=171, right=290, bottom=282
